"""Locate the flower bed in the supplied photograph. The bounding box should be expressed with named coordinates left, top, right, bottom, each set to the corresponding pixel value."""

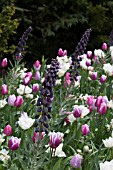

left=0, top=28, right=113, bottom=170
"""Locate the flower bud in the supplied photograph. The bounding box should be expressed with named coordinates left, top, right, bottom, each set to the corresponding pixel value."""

left=1, top=58, right=7, bottom=67
left=34, top=60, right=41, bottom=70
left=14, top=96, right=24, bottom=107
left=83, top=145, right=89, bottom=152
left=102, top=43, right=107, bottom=51
left=1, top=84, right=8, bottom=95
left=32, top=84, right=39, bottom=92
left=100, top=75, right=107, bottom=83
left=8, top=136, right=21, bottom=151
left=23, top=76, right=31, bottom=86
left=34, top=71, right=40, bottom=80
left=73, top=107, right=81, bottom=118
left=91, top=72, right=97, bottom=80
left=82, top=124, right=90, bottom=136
left=87, top=96, right=94, bottom=106
left=8, top=95, right=16, bottom=106
left=95, top=96, right=103, bottom=107
left=98, top=102, right=107, bottom=115
left=3, top=124, right=12, bottom=136
left=25, top=72, right=32, bottom=80
left=70, top=154, right=82, bottom=169
left=87, top=51, right=92, bottom=59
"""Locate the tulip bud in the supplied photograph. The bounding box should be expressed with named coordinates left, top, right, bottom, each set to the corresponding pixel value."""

left=87, top=96, right=94, bottom=106
left=23, top=76, right=31, bottom=86
left=102, top=43, right=107, bottom=51
left=8, top=95, right=16, bottom=106
left=1, top=58, right=8, bottom=67
left=34, top=71, right=40, bottom=80
left=70, top=154, right=82, bottom=169
left=8, top=136, right=21, bottom=151
left=86, top=60, right=91, bottom=67
left=3, top=124, right=12, bottom=136
left=91, top=72, right=97, bottom=80
left=14, top=96, right=24, bottom=107
left=95, top=96, right=103, bottom=107
left=25, top=72, right=32, bottom=80
left=100, top=75, right=107, bottom=83
left=82, top=124, right=90, bottom=136
left=32, top=84, right=39, bottom=92
left=83, top=145, right=89, bottom=152
left=64, top=117, right=70, bottom=126
left=34, top=60, right=41, bottom=70
left=98, top=102, right=107, bottom=115
left=87, top=51, right=92, bottom=59
left=1, top=84, right=8, bottom=95
left=49, top=132, right=63, bottom=149
left=73, top=107, right=82, bottom=118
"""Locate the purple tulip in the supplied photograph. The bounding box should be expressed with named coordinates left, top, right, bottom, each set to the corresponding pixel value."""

left=100, top=75, right=107, bottom=83
left=102, top=43, right=107, bottom=51
left=8, top=95, right=16, bottom=106
left=82, top=124, right=90, bottom=136
left=34, top=71, right=40, bottom=80
left=73, top=107, right=82, bottom=118
left=1, top=84, right=8, bottom=95
left=8, top=136, right=21, bottom=151
left=87, top=51, right=92, bottom=59
left=14, top=96, right=24, bottom=107
left=91, top=72, right=97, bottom=80
left=95, top=96, right=103, bottom=107
left=32, top=84, right=39, bottom=92
left=3, top=124, right=12, bottom=136
left=34, top=60, right=41, bottom=70
left=1, top=58, right=7, bottom=67
left=49, top=132, right=63, bottom=149
left=23, top=76, right=31, bottom=86
left=58, top=48, right=67, bottom=57
left=98, top=102, right=107, bottom=115
left=70, top=154, right=82, bottom=168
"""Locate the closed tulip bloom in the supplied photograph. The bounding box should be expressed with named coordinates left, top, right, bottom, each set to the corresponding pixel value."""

left=1, top=84, right=8, bottom=95
left=87, top=96, right=94, bottom=106
left=82, top=124, right=90, bottom=136
left=23, top=76, right=31, bottom=86
left=102, top=43, right=107, bottom=51
left=34, top=60, right=41, bottom=70
left=95, top=96, right=103, bottom=107
left=3, top=124, right=12, bottom=136
left=91, top=72, right=97, bottom=80
left=8, top=136, right=21, bottom=151
left=14, top=96, right=24, bottom=107
left=87, top=51, right=92, bottom=59
left=34, top=71, right=40, bottom=80
left=1, top=58, right=7, bottom=67
left=70, top=154, right=82, bottom=169
left=8, top=95, right=16, bottom=106
left=98, top=102, right=107, bottom=115
left=25, top=72, right=32, bottom=80
left=73, top=107, right=82, bottom=118
left=58, top=48, right=67, bottom=57
left=49, top=132, right=64, bottom=149
left=32, top=84, right=39, bottom=92
left=100, top=75, right=107, bottom=83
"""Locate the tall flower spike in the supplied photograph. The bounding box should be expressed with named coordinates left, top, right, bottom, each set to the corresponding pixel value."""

left=34, top=59, right=59, bottom=134
left=70, top=28, right=92, bottom=81
left=15, top=26, right=32, bottom=60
